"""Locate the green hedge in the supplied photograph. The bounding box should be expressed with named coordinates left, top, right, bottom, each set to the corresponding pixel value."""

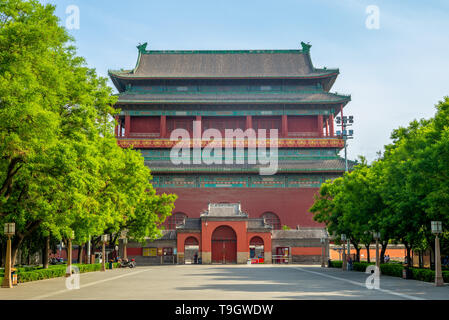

left=353, top=262, right=375, bottom=272
left=410, top=268, right=433, bottom=282
left=328, top=260, right=448, bottom=283
left=18, top=268, right=66, bottom=282
left=0, top=264, right=82, bottom=277
left=16, top=262, right=121, bottom=283
left=380, top=264, right=403, bottom=277
left=329, top=260, right=343, bottom=268
left=409, top=268, right=449, bottom=283
left=329, top=261, right=376, bottom=271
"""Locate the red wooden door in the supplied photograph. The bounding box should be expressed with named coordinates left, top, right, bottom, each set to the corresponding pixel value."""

left=211, top=226, right=237, bottom=264
left=224, top=240, right=237, bottom=263
left=212, top=240, right=236, bottom=263
left=212, top=240, right=224, bottom=263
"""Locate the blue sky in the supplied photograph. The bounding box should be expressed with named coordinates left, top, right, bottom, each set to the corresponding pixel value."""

left=41, top=0, right=449, bottom=162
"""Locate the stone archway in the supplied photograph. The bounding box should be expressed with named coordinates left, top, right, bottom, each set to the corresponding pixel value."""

left=211, top=226, right=237, bottom=264
left=249, top=236, right=264, bottom=260
left=184, top=236, right=199, bottom=264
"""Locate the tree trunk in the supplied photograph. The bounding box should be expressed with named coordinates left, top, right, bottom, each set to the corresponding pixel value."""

left=78, top=243, right=84, bottom=264
left=10, top=220, right=42, bottom=267
left=419, top=250, right=423, bottom=268
left=0, top=241, right=5, bottom=268
left=11, top=234, right=25, bottom=267
left=406, top=245, right=412, bottom=267
left=364, top=244, right=371, bottom=263
left=380, top=242, right=388, bottom=263
left=42, top=235, right=49, bottom=269
left=354, top=246, right=361, bottom=262
left=27, top=248, right=31, bottom=265
left=430, top=245, right=435, bottom=270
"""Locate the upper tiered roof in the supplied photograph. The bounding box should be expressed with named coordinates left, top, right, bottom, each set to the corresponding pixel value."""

left=109, top=42, right=340, bottom=92
left=115, top=90, right=350, bottom=105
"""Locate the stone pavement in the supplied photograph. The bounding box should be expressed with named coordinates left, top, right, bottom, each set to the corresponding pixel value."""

left=0, top=264, right=448, bottom=300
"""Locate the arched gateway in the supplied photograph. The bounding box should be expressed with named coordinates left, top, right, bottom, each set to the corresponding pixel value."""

left=184, top=236, right=199, bottom=264
left=211, top=226, right=237, bottom=264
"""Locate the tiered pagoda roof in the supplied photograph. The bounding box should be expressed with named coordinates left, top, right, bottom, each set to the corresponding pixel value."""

left=113, top=90, right=350, bottom=105
left=109, top=42, right=343, bottom=93
left=109, top=42, right=354, bottom=175
left=144, top=158, right=353, bottom=174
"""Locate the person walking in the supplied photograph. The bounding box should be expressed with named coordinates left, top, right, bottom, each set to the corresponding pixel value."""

left=347, top=256, right=353, bottom=271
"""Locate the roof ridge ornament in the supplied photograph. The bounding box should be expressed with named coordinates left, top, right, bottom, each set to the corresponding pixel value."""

left=301, top=41, right=312, bottom=53
left=137, top=42, right=148, bottom=54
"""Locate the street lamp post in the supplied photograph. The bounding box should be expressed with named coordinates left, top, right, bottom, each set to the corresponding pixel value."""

left=66, top=230, right=75, bottom=277
left=347, top=239, right=351, bottom=262
left=373, top=231, right=380, bottom=272
left=431, top=221, right=444, bottom=286
left=123, top=238, right=128, bottom=261
left=341, top=234, right=347, bottom=271
left=2, top=223, right=15, bottom=288
left=320, top=238, right=326, bottom=267
left=101, top=234, right=109, bottom=272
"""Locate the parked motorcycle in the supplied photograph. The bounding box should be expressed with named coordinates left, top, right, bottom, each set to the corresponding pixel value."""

left=120, top=258, right=136, bottom=268
left=49, top=257, right=64, bottom=265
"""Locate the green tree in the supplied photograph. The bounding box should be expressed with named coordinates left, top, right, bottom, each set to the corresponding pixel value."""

left=0, top=0, right=176, bottom=266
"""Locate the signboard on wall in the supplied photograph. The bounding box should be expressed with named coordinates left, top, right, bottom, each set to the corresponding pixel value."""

left=157, top=248, right=163, bottom=256
left=143, top=248, right=157, bottom=257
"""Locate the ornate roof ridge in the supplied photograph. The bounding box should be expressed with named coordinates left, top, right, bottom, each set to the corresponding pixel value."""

left=136, top=42, right=313, bottom=55
left=142, top=49, right=306, bottom=55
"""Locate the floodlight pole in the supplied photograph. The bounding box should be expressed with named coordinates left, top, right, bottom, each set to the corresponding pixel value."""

left=344, top=136, right=348, bottom=173
left=336, top=113, right=353, bottom=173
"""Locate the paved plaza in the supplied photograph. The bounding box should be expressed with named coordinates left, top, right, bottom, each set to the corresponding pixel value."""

left=1, top=265, right=448, bottom=300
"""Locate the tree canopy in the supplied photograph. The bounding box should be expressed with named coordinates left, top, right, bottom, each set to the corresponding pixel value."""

left=310, top=97, right=449, bottom=264
left=0, top=0, right=176, bottom=265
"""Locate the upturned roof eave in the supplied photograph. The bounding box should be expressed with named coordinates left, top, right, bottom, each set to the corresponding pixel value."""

left=114, top=97, right=351, bottom=105
left=149, top=169, right=348, bottom=174
left=108, top=71, right=339, bottom=81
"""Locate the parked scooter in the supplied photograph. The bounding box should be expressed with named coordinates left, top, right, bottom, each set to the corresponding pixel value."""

left=120, top=258, right=136, bottom=268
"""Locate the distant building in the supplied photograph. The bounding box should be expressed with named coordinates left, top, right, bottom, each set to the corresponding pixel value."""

left=109, top=42, right=352, bottom=264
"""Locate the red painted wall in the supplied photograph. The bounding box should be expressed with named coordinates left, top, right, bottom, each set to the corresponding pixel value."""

left=287, top=116, right=318, bottom=133
left=201, top=220, right=247, bottom=252
left=157, top=188, right=323, bottom=228
left=127, top=115, right=326, bottom=137
left=253, top=116, right=281, bottom=136
left=291, top=247, right=321, bottom=255
left=127, top=247, right=143, bottom=256
left=167, top=116, right=196, bottom=135
left=202, top=117, right=246, bottom=135
left=247, top=232, right=272, bottom=252
left=130, top=116, right=160, bottom=133
left=177, top=233, right=201, bottom=253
